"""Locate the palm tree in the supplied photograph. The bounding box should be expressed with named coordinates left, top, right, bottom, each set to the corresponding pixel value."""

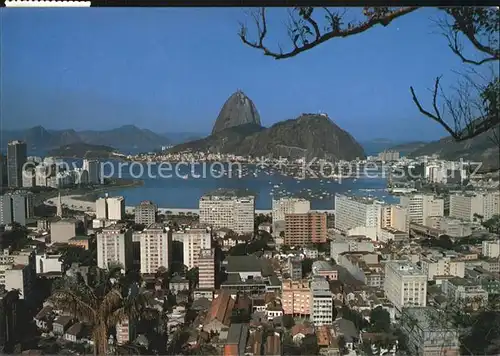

left=50, top=273, right=152, bottom=355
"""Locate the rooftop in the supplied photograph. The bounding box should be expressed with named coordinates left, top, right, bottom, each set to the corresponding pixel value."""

left=201, top=188, right=254, bottom=200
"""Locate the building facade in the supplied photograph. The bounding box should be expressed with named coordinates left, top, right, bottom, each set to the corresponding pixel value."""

left=96, top=223, right=133, bottom=270
left=137, top=223, right=172, bottom=274
left=198, top=248, right=215, bottom=290
left=383, top=261, right=427, bottom=311
left=7, top=140, right=27, bottom=189
left=399, top=194, right=444, bottom=225
left=134, top=201, right=157, bottom=226
left=172, top=228, right=212, bottom=270
left=284, top=212, right=327, bottom=246
left=96, top=195, right=125, bottom=221
left=199, top=190, right=255, bottom=234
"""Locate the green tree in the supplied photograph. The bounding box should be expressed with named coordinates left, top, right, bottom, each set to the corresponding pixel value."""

left=49, top=276, right=152, bottom=355
left=301, top=258, right=313, bottom=277
left=282, top=314, right=295, bottom=329
left=368, top=306, right=391, bottom=333
left=239, top=7, right=500, bottom=144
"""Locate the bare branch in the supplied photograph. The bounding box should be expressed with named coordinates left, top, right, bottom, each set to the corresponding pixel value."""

left=239, top=7, right=419, bottom=59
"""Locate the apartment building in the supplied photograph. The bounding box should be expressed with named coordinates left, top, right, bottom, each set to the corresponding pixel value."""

left=172, top=228, right=211, bottom=269
left=82, top=159, right=100, bottom=184
left=383, top=261, right=427, bottom=311
left=134, top=201, right=157, bottom=226
left=199, top=189, right=255, bottom=234
left=338, top=252, right=384, bottom=288
left=282, top=279, right=311, bottom=316
left=310, top=276, right=334, bottom=326
left=96, top=223, right=133, bottom=270
left=136, top=223, right=172, bottom=274
left=284, top=212, right=327, bottom=246
left=482, top=240, right=500, bottom=258
left=330, top=235, right=374, bottom=262
left=380, top=204, right=409, bottom=232
left=311, top=261, right=338, bottom=280
left=7, top=140, right=27, bottom=189
left=96, top=195, right=125, bottom=221
left=441, top=277, right=489, bottom=309
left=401, top=307, right=460, bottom=356
left=399, top=194, right=444, bottom=225
left=334, top=194, right=382, bottom=239
left=420, top=251, right=465, bottom=281
left=198, top=248, right=215, bottom=290
left=272, top=198, right=310, bottom=233
left=50, top=218, right=80, bottom=243
left=450, top=191, right=500, bottom=221
left=425, top=216, right=473, bottom=238
left=286, top=257, right=302, bottom=280
left=0, top=191, right=34, bottom=226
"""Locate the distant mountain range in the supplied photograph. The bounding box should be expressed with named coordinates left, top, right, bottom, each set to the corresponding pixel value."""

left=0, top=125, right=173, bottom=153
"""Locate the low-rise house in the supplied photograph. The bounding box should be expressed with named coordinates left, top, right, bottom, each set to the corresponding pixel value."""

left=291, top=324, right=314, bottom=345
left=203, top=290, right=235, bottom=333
left=169, top=275, right=190, bottom=293
left=332, top=318, right=359, bottom=352
left=34, top=306, right=55, bottom=331
left=266, top=301, right=283, bottom=321
left=64, top=322, right=91, bottom=343
left=52, top=315, right=74, bottom=336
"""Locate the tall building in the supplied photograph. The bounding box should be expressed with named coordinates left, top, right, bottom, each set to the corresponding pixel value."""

left=137, top=223, right=172, bottom=274
left=384, top=261, right=427, bottom=311
left=272, top=198, right=310, bottom=233
left=172, top=228, right=211, bottom=269
left=377, top=150, right=400, bottom=161
left=0, top=290, right=21, bottom=353
left=482, top=240, right=500, bottom=258
left=0, top=191, right=34, bottom=226
left=399, top=194, right=444, bottom=225
left=334, top=194, right=382, bottom=239
left=83, top=159, right=100, bottom=184
left=380, top=204, right=409, bottom=232
left=0, top=155, right=5, bottom=187
left=282, top=279, right=311, bottom=316
left=449, top=191, right=500, bottom=221
left=284, top=212, right=327, bottom=246
left=7, top=141, right=27, bottom=189
left=198, top=248, right=215, bottom=290
left=96, top=195, right=125, bottom=221
left=97, top=223, right=133, bottom=270
left=199, top=189, right=254, bottom=234
left=134, top=201, right=157, bottom=226
left=310, top=276, right=334, bottom=326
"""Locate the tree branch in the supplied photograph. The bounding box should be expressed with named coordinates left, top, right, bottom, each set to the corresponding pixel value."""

left=239, top=7, right=419, bottom=59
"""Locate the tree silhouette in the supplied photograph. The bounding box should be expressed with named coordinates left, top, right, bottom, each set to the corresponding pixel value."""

left=240, top=7, right=499, bottom=144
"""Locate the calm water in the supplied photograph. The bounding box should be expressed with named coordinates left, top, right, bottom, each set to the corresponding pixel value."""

left=90, top=161, right=397, bottom=209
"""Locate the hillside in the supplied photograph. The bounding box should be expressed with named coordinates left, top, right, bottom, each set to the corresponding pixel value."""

left=409, top=126, right=500, bottom=170
left=388, top=141, right=428, bottom=155
left=170, top=114, right=365, bottom=160
left=1, top=125, right=170, bottom=152
left=48, top=143, right=117, bottom=159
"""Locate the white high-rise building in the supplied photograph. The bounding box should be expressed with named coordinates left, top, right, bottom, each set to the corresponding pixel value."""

left=83, top=159, right=100, bottom=184
left=450, top=191, right=500, bottom=221
left=137, top=223, right=172, bottom=274
left=97, top=223, right=133, bottom=270
left=399, top=194, right=444, bottom=225
left=334, top=194, right=382, bottom=239
left=0, top=191, right=34, bottom=226
left=310, top=276, right=334, bottom=326
left=482, top=240, right=500, bottom=258
left=384, top=261, right=427, bottom=311
left=199, top=189, right=255, bottom=234
left=198, top=248, right=215, bottom=290
left=172, top=228, right=211, bottom=270
left=96, top=195, right=125, bottom=221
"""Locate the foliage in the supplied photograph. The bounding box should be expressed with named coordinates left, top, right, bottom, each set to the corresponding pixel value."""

left=341, top=306, right=368, bottom=331
left=482, top=214, right=500, bottom=233
left=368, top=306, right=391, bottom=333
left=49, top=271, right=153, bottom=355
left=239, top=7, right=500, bottom=144
left=282, top=314, right=295, bottom=329
left=301, top=258, right=313, bottom=278
left=186, top=267, right=199, bottom=289
left=58, top=245, right=96, bottom=272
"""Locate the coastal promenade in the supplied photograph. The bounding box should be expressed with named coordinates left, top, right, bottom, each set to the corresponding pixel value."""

left=45, top=194, right=334, bottom=215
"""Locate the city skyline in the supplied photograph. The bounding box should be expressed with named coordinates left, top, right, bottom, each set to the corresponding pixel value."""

left=1, top=7, right=486, bottom=141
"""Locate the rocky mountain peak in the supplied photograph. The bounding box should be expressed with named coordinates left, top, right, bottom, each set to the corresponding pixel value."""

left=211, top=90, right=262, bottom=134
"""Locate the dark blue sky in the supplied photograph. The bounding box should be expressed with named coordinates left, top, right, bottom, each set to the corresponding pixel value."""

left=0, top=8, right=482, bottom=140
